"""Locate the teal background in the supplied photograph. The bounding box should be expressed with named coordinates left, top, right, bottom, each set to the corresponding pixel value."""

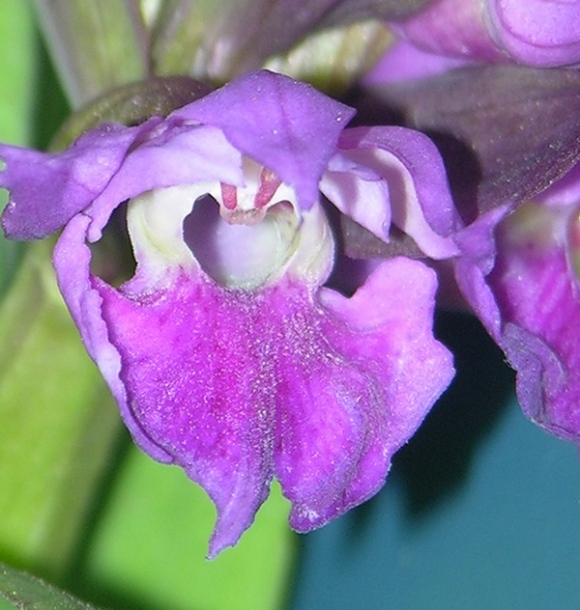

left=289, top=313, right=580, bottom=610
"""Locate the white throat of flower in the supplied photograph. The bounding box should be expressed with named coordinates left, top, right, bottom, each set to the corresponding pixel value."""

left=126, top=158, right=335, bottom=291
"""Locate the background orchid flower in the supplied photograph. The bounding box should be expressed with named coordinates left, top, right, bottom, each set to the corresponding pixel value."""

left=366, top=0, right=580, bottom=83
left=0, top=2, right=577, bottom=609
left=455, top=166, right=580, bottom=444
left=352, top=62, right=580, bottom=446
left=0, top=70, right=454, bottom=557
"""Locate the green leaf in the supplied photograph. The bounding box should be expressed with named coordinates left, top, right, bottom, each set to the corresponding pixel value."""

left=0, top=0, right=37, bottom=294
left=0, top=242, right=121, bottom=579
left=0, top=562, right=100, bottom=609
left=72, top=443, right=297, bottom=610
left=0, top=0, right=35, bottom=145
left=34, top=1, right=149, bottom=106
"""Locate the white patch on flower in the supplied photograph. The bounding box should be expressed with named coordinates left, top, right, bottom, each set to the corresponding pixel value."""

left=127, top=182, right=219, bottom=284
left=125, top=157, right=335, bottom=291
left=186, top=197, right=300, bottom=289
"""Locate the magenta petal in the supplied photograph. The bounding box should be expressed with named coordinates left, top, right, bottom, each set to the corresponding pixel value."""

left=171, top=70, right=355, bottom=210
left=488, top=242, right=580, bottom=441
left=55, top=215, right=453, bottom=554
left=97, top=275, right=278, bottom=557
left=0, top=122, right=152, bottom=239
left=276, top=258, right=454, bottom=531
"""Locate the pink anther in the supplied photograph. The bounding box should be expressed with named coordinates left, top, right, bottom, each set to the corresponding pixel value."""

left=254, top=168, right=282, bottom=209
left=221, top=183, right=238, bottom=210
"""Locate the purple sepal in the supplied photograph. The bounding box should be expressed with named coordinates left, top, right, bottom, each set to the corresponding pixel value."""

left=0, top=122, right=151, bottom=240
left=171, top=70, right=355, bottom=210
left=322, top=126, right=461, bottom=258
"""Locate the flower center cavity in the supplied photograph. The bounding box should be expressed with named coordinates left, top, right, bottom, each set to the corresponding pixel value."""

left=125, top=157, right=335, bottom=292
left=184, top=195, right=300, bottom=288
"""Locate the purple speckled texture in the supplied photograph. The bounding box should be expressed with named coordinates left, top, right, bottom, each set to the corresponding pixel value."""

left=1, top=70, right=457, bottom=555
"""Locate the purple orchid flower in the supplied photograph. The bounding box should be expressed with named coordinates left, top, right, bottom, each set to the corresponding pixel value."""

left=0, top=70, right=455, bottom=557
left=367, top=0, right=580, bottom=83
left=455, top=165, right=580, bottom=444
left=357, top=48, right=580, bottom=448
